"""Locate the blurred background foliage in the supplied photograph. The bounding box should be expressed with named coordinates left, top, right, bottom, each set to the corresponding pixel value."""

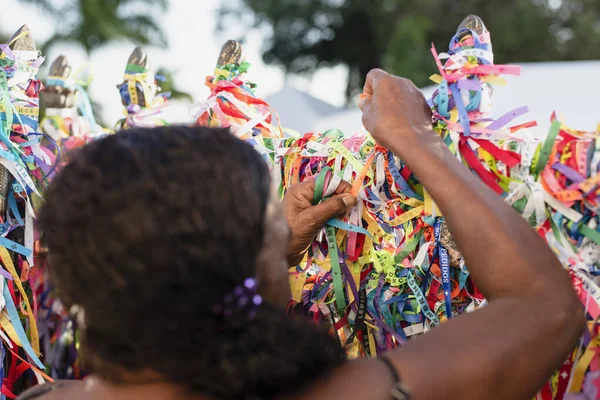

left=218, top=0, right=600, bottom=100
left=2, top=0, right=600, bottom=110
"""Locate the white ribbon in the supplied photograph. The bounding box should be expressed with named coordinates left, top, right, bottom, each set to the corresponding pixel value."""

left=438, top=48, right=494, bottom=64
left=505, top=177, right=548, bottom=228
left=188, top=97, right=217, bottom=120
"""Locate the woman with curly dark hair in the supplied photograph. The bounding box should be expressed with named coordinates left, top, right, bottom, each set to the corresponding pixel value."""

left=19, top=70, right=584, bottom=400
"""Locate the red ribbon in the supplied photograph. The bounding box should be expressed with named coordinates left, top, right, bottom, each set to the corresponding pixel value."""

left=459, top=138, right=504, bottom=194
left=470, top=138, right=521, bottom=168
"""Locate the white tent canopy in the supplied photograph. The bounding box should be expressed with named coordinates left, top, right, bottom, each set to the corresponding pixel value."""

left=310, top=61, right=600, bottom=137
left=266, top=85, right=343, bottom=134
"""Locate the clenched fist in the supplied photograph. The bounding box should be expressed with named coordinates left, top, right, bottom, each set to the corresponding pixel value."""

left=359, top=69, right=433, bottom=151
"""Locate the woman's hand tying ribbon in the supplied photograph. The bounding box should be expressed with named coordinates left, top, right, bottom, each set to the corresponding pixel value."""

left=283, top=179, right=357, bottom=266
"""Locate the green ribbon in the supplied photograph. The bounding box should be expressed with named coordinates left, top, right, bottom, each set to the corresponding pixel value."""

left=394, top=230, right=424, bottom=264
left=579, top=224, right=600, bottom=246
left=407, top=270, right=439, bottom=326
left=125, top=63, right=149, bottom=74
left=326, top=226, right=347, bottom=313
left=0, top=71, right=13, bottom=134
left=549, top=213, right=564, bottom=246
left=314, top=166, right=346, bottom=312
left=533, top=119, right=561, bottom=177
left=312, top=167, right=332, bottom=205
left=322, top=129, right=345, bottom=140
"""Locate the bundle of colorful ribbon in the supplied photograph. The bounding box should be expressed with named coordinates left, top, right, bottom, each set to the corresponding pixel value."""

left=193, top=16, right=600, bottom=398
left=191, top=40, right=288, bottom=179
left=115, top=47, right=169, bottom=130
left=531, top=119, right=600, bottom=400
left=41, top=55, right=106, bottom=155
left=429, top=16, right=538, bottom=198
left=0, top=25, right=56, bottom=397
left=280, top=131, right=463, bottom=356
left=194, top=22, right=508, bottom=357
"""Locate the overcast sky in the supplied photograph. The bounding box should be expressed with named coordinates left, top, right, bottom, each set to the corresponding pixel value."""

left=2, top=0, right=349, bottom=125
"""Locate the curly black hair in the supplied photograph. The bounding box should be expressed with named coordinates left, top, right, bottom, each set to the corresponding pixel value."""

left=38, top=126, right=345, bottom=399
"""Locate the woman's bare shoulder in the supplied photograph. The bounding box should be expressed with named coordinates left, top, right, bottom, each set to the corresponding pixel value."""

left=17, top=360, right=396, bottom=400
left=17, top=381, right=81, bottom=400
left=290, top=358, right=394, bottom=400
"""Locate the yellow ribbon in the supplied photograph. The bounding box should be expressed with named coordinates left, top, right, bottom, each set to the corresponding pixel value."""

left=568, top=335, right=599, bottom=393
left=123, top=73, right=155, bottom=108
left=387, top=206, right=425, bottom=227
left=127, top=80, right=140, bottom=108
left=0, top=104, right=39, bottom=117
left=289, top=272, right=307, bottom=303
left=0, top=311, right=22, bottom=347
left=367, top=326, right=377, bottom=357
left=0, top=246, right=39, bottom=354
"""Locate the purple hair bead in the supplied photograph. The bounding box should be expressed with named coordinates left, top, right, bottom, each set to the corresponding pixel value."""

left=213, top=278, right=262, bottom=320
left=244, top=278, right=257, bottom=290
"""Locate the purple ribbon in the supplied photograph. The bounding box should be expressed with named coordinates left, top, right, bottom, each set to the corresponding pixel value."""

left=370, top=274, right=406, bottom=345
left=127, top=104, right=142, bottom=115
left=456, top=79, right=482, bottom=91
left=0, top=45, right=15, bottom=61
left=340, top=254, right=359, bottom=314
left=552, top=163, right=585, bottom=184
left=449, top=83, right=471, bottom=136
left=31, top=57, right=45, bottom=69
left=486, top=106, right=530, bottom=131
left=0, top=266, right=12, bottom=281
left=33, top=155, right=52, bottom=175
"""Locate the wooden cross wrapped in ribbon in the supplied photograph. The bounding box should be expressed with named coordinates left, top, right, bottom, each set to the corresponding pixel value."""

left=41, top=56, right=104, bottom=154
left=116, top=47, right=168, bottom=129
left=0, top=24, right=56, bottom=395
left=430, top=15, right=536, bottom=196
left=192, top=40, right=284, bottom=140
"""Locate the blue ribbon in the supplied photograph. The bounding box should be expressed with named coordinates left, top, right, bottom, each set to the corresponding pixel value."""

left=449, top=28, right=488, bottom=53
left=458, top=267, right=470, bottom=290
left=384, top=293, right=408, bottom=305
left=3, top=280, right=45, bottom=369
left=379, top=291, right=396, bottom=327
left=449, top=83, right=471, bottom=137
left=0, top=121, right=15, bottom=153
left=434, top=219, right=453, bottom=319
left=76, top=83, right=101, bottom=132
left=439, top=246, right=453, bottom=318
left=465, top=89, right=482, bottom=112
left=0, top=236, right=32, bottom=258
left=7, top=188, right=23, bottom=227
left=326, top=218, right=373, bottom=238
left=387, top=151, right=423, bottom=200
left=46, top=78, right=76, bottom=90
left=11, top=182, right=22, bottom=195
left=402, top=312, right=423, bottom=324
left=381, top=178, right=393, bottom=201
left=436, top=80, right=450, bottom=118
left=0, top=113, right=37, bottom=133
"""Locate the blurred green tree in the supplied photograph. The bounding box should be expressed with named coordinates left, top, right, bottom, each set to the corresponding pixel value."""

left=22, top=0, right=169, bottom=54
left=218, top=0, right=600, bottom=100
